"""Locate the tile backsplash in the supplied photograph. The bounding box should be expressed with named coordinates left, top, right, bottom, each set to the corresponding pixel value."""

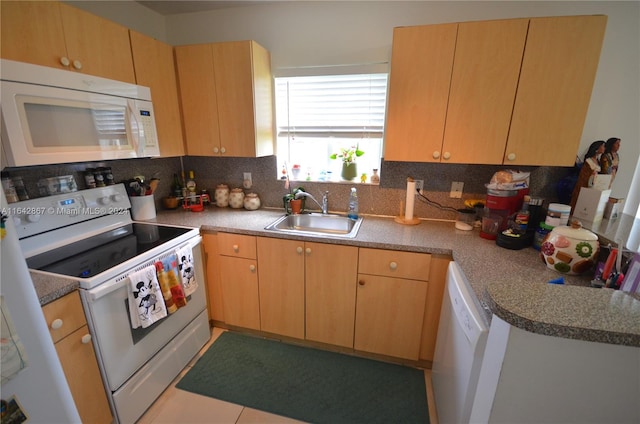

left=3, top=155, right=571, bottom=221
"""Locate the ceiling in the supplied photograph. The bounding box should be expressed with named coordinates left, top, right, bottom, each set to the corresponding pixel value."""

left=136, top=1, right=273, bottom=15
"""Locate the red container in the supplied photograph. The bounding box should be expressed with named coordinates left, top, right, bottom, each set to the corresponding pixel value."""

left=486, top=188, right=529, bottom=231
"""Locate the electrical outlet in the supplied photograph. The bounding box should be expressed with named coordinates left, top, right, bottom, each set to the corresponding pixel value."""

left=450, top=181, right=464, bottom=198
left=415, top=180, right=424, bottom=195
left=243, top=172, right=252, bottom=189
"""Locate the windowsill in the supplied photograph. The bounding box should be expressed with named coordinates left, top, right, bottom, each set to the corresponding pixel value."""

left=279, top=177, right=380, bottom=186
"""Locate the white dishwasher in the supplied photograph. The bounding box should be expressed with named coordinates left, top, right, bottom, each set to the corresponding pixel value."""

left=432, top=262, right=489, bottom=424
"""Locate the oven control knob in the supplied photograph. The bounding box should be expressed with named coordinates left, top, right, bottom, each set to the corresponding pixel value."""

left=98, top=196, right=111, bottom=205
left=111, top=194, right=123, bottom=202
left=13, top=216, right=21, bottom=226
left=26, top=214, right=41, bottom=223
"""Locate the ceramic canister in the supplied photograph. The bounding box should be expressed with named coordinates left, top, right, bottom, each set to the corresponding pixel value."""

left=229, top=188, right=245, bottom=209
left=540, top=220, right=599, bottom=275
left=215, top=184, right=229, bottom=207
left=243, top=193, right=261, bottom=210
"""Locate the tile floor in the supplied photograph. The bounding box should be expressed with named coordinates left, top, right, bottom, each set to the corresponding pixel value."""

left=137, top=327, right=439, bottom=424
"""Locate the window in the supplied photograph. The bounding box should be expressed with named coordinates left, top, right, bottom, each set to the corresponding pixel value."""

left=275, top=73, right=388, bottom=182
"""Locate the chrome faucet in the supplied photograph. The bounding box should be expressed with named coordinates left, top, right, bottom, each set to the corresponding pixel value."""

left=294, top=191, right=329, bottom=214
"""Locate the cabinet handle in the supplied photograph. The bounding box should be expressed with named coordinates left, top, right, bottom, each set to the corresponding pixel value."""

left=81, top=334, right=92, bottom=344
left=249, top=264, right=256, bottom=272
left=296, top=246, right=303, bottom=254
left=60, top=57, right=70, bottom=67
left=51, top=318, right=63, bottom=330
left=443, top=152, right=451, bottom=160
left=389, top=261, right=398, bottom=270
left=506, top=153, right=516, bottom=161
left=213, top=147, right=219, bottom=154
left=220, top=147, right=226, bottom=154
left=72, top=60, right=82, bottom=70
left=305, top=247, right=311, bottom=255
left=358, top=280, right=365, bottom=286
left=432, top=151, right=441, bottom=159
left=233, top=244, right=239, bottom=253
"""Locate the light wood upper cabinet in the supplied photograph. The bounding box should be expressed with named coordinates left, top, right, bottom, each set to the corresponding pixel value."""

left=442, top=19, right=528, bottom=164
left=384, top=24, right=457, bottom=162
left=42, top=292, right=112, bottom=424
left=130, top=31, right=185, bottom=157
left=505, top=15, right=607, bottom=166
left=175, top=40, right=274, bottom=157
left=1, top=1, right=135, bottom=83
left=385, top=15, right=606, bottom=166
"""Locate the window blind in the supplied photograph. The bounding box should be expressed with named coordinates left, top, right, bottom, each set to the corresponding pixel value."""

left=276, top=73, right=388, bottom=139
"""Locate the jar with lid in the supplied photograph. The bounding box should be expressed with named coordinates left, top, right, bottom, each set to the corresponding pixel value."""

left=229, top=188, right=245, bottom=209
left=93, top=168, right=106, bottom=187
left=243, top=193, right=261, bottom=210
left=84, top=168, right=97, bottom=188
left=13, top=176, right=29, bottom=201
left=1, top=172, right=19, bottom=203
left=215, top=184, right=229, bottom=207
left=103, top=167, right=114, bottom=185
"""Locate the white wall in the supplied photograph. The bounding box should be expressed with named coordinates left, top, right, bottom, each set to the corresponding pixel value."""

left=72, top=1, right=639, bottom=201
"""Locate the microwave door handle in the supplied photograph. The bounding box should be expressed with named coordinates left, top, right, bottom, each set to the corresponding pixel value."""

left=127, top=101, right=144, bottom=156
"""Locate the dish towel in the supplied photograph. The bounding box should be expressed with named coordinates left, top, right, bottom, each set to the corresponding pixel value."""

left=128, top=265, right=168, bottom=329
left=176, top=245, right=198, bottom=297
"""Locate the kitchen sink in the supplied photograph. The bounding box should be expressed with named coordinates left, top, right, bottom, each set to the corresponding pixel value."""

left=264, top=213, right=364, bottom=238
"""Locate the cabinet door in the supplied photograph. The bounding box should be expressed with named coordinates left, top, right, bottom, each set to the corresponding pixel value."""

left=0, top=1, right=68, bottom=67
left=212, top=41, right=274, bottom=157
left=55, top=326, right=112, bottom=424
left=419, top=255, right=451, bottom=362
left=384, top=24, right=457, bottom=162
left=256, top=237, right=305, bottom=339
left=59, top=3, right=135, bottom=83
left=41, top=291, right=86, bottom=343
left=305, top=242, right=358, bottom=348
left=442, top=19, right=528, bottom=164
left=354, top=274, right=428, bottom=360
left=130, top=31, right=185, bottom=157
left=219, top=256, right=260, bottom=330
left=505, top=15, right=607, bottom=166
left=175, top=44, right=222, bottom=156
left=202, top=234, right=224, bottom=322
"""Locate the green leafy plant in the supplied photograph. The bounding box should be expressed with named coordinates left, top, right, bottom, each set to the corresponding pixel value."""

left=330, top=145, right=364, bottom=164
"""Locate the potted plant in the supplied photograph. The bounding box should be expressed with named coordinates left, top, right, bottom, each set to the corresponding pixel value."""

left=283, top=186, right=306, bottom=214
left=330, top=145, right=364, bottom=181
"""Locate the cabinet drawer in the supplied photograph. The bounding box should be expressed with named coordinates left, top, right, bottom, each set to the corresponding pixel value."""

left=41, top=291, right=87, bottom=343
left=217, top=233, right=257, bottom=259
left=358, top=248, right=431, bottom=281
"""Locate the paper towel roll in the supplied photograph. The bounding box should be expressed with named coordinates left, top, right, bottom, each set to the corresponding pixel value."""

left=405, top=180, right=416, bottom=221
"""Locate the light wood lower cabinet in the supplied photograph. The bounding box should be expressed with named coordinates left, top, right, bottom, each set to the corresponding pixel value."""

left=211, top=232, right=449, bottom=363
left=355, top=248, right=431, bottom=360
left=41, top=291, right=112, bottom=424
left=217, top=233, right=260, bottom=330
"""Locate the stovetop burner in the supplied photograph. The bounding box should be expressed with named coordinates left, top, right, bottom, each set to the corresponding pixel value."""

left=26, top=223, right=192, bottom=278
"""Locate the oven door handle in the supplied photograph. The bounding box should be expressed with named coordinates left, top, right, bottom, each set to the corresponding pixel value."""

left=88, top=277, right=130, bottom=302
left=87, top=235, right=202, bottom=302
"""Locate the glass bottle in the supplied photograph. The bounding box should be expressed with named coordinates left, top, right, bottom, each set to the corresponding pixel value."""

left=186, top=171, right=197, bottom=205
left=171, top=173, right=183, bottom=198
left=371, top=169, right=380, bottom=185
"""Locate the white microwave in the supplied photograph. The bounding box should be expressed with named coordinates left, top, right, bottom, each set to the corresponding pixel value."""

left=1, top=59, right=160, bottom=167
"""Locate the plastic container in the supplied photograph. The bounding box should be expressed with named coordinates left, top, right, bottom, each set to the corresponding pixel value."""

left=546, top=203, right=571, bottom=227
left=533, top=222, right=554, bottom=251
left=347, top=187, right=359, bottom=219
left=455, top=209, right=475, bottom=231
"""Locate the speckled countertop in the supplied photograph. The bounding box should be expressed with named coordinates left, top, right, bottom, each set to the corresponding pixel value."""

left=31, top=206, right=640, bottom=347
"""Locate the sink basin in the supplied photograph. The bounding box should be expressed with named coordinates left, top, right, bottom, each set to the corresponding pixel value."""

left=264, top=213, right=363, bottom=238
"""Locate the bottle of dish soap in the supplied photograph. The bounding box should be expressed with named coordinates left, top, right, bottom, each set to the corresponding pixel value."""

left=347, top=187, right=359, bottom=219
